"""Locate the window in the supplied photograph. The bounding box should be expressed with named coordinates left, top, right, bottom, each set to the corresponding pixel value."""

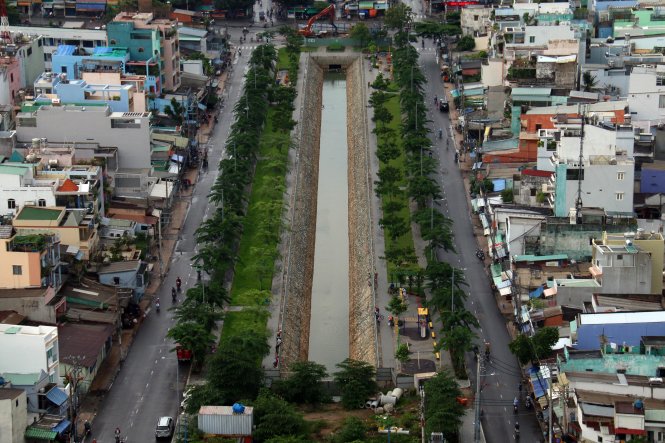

left=617, top=171, right=625, bottom=180
left=82, top=40, right=93, bottom=48
left=616, top=254, right=623, bottom=260
left=659, top=95, right=665, bottom=108
left=12, top=265, right=22, bottom=275
left=27, top=47, right=32, bottom=56
left=38, top=199, right=46, bottom=207
left=529, top=36, right=535, bottom=43
left=566, top=168, right=584, bottom=180
left=61, top=66, right=67, bottom=74
left=37, top=39, right=42, bottom=47
left=44, top=53, right=52, bottom=62
left=474, top=14, right=479, bottom=21
left=10, top=73, right=13, bottom=82
left=110, top=39, right=117, bottom=45
left=138, top=47, right=145, bottom=53
left=7, top=199, right=15, bottom=209
left=616, top=192, right=624, bottom=201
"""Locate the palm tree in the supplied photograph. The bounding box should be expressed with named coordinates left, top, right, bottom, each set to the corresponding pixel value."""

left=582, top=71, right=598, bottom=92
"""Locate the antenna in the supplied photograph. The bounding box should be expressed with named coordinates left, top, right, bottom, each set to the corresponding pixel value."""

left=575, top=104, right=586, bottom=224
left=0, top=0, right=11, bottom=44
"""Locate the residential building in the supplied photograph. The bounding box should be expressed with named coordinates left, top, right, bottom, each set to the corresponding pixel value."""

left=460, top=5, right=492, bottom=36
left=590, top=231, right=664, bottom=295
left=97, top=260, right=149, bottom=300
left=2, top=371, right=69, bottom=416
left=0, top=324, right=60, bottom=384
left=6, top=33, right=46, bottom=90
left=542, top=115, right=636, bottom=216
left=9, top=26, right=107, bottom=70
left=12, top=206, right=99, bottom=260
left=0, top=56, right=21, bottom=108
left=613, top=9, right=665, bottom=37
left=58, top=323, right=114, bottom=394
left=0, top=225, right=62, bottom=290
left=177, top=27, right=208, bottom=53
left=50, top=45, right=130, bottom=80
left=15, top=104, right=153, bottom=173
left=107, top=12, right=181, bottom=91
left=0, top=163, right=58, bottom=215
left=0, top=388, right=27, bottom=443
left=627, top=65, right=665, bottom=127
left=571, top=311, right=665, bottom=351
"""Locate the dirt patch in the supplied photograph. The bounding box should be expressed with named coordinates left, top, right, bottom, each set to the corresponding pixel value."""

left=302, top=403, right=374, bottom=438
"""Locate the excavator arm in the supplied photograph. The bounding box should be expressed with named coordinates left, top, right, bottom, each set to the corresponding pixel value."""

left=298, top=4, right=335, bottom=37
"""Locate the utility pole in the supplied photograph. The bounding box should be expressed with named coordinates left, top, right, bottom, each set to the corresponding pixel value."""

left=473, top=355, right=484, bottom=443
left=66, top=356, right=84, bottom=443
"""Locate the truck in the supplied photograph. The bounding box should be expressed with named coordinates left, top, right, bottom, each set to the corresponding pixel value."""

left=176, top=343, right=192, bottom=362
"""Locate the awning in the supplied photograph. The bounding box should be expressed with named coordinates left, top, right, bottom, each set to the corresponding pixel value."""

left=52, top=419, right=71, bottom=434
left=499, top=286, right=512, bottom=296
left=25, top=427, right=58, bottom=440
left=529, top=286, right=544, bottom=298
left=45, top=387, right=68, bottom=406
left=197, top=102, right=207, bottom=111
left=615, top=428, right=647, bottom=436
left=451, top=89, right=460, bottom=98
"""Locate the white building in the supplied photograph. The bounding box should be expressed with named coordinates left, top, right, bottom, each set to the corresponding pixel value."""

left=0, top=388, right=27, bottom=443
left=460, top=6, right=493, bottom=36
left=537, top=115, right=636, bottom=216
left=0, top=163, right=57, bottom=216
left=0, top=324, right=60, bottom=384
left=627, top=65, right=665, bottom=127
left=9, top=26, right=107, bottom=70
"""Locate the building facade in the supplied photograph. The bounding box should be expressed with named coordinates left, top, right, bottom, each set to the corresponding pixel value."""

left=0, top=324, right=60, bottom=384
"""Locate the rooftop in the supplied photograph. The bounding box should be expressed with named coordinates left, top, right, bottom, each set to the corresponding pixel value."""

left=0, top=388, right=24, bottom=400
left=58, top=323, right=114, bottom=368
left=579, top=311, right=665, bottom=325
left=15, top=206, right=63, bottom=222
left=97, top=260, right=141, bottom=274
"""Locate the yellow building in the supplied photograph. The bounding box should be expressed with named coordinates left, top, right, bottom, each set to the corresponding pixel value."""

left=13, top=206, right=99, bottom=260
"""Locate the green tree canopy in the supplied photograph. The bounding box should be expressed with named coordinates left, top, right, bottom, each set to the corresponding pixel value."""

left=509, top=327, right=559, bottom=364
left=424, top=370, right=465, bottom=440
left=273, top=361, right=329, bottom=404
left=333, top=359, right=378, bottom=409
left=253, top=390, right=308, bottom=442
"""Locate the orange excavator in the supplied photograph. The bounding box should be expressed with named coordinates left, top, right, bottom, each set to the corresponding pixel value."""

left=298, top=4, right=337, bottom=37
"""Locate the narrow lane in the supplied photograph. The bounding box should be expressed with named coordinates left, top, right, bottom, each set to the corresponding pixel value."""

left=90, top=48, right=249, bottom=443
left=419, top=43, right=543, bottom=442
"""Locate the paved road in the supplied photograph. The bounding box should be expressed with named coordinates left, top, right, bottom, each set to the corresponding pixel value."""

left=419, top=42, right=543, bottom=443
left=89, top=47, right=251, bottom=443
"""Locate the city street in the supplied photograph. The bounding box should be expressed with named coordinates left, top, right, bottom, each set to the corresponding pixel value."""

left=419, top=42, right=544, bottom=442
left=88, top=44, right=251, bottom=443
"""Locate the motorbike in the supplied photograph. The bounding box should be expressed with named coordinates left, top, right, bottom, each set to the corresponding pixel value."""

left=176, top=278, right=182, bottom=292
left=171, top=288, right=177, bottom=303
left=156, top=301, right=160, bottom=312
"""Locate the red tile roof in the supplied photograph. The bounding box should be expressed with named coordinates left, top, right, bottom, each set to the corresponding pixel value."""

left=57, top=179, right=78, bottom=192
left=521, top=169, right=553, bottom=178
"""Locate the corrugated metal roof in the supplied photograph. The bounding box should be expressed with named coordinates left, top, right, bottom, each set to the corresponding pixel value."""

left=512, top=87, right=552, bottom=96
left=580, top=402, right=614, bottom=417
left=25, top=427, right=58, bottom=439
left=514, top=254, right=568, bottom=262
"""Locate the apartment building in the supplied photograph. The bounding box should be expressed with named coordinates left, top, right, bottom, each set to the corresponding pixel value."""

left=0, top=323, right=60, bottom=384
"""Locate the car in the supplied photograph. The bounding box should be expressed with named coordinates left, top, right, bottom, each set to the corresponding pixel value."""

left=259, top=11, right=266, bottom=20
left=155, top=416, right=174, bottom=439
left=439, top=99, right=449, bottom=112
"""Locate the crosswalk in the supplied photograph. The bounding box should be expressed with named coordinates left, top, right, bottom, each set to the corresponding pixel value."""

left=417, top=47, right=439, bottom=52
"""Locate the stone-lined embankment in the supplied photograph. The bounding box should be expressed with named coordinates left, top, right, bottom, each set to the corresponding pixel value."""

left=345, top=57, right=378, bottom=367
left=279, top=55, right=323, bottom=371
left=279, top=52, right=378, bottom=371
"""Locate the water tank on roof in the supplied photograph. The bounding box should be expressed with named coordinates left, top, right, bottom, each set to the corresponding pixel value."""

left=634, top=399, right=644, bottom=410
left=232, top=403, right=245, bottom=414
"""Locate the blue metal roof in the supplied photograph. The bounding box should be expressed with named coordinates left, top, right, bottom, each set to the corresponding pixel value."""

left=576, top=323, right=665, bottom=350
left=54, top=45, right=76, bottom=56
left=52, top=419, right=71, bottom=434
left=45, top=387, right=68, bottom=406
left=528, top=366, right=550, bottom=399
left=492, top=179, right=506, bottom=192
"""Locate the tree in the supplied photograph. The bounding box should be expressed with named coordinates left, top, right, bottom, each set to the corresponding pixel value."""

left=374, top=165, right=403, bottom=198
left=253, top=390, right=308, bottom=442
left=335, top=417, right=367, bottom=442
left=215, top=0, right=253, bottom=12
left=333, top=359, right=377, bottom=409
left=387, top=295, right=408, bottom=318
left=395, top=343, right=410, bottom=364
left=424, top=370, right=465, bottom=440
left=164, top=97, right=186, bottom=124
left=166, top=321, right=214, bottom=367
left=509, top=327, right=559, bottom=364
left=349, top=23, right=371, bottom=48
left=376, top=139, right=401, bottom=164
left=384, top=3, right=413, bottom=31
left=457, top=35, right=475, bottom=51
left=582, top=71, right=598, bottom=92
left=501, top=188, right=514, bottom=203
left=273, top=361, right=329, bottom=404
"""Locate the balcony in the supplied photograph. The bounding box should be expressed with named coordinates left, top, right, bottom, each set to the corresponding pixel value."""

left=8, top=234, right=58, bottom=253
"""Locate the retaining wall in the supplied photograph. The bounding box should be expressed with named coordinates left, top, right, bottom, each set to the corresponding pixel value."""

left=280, top=55, right=323, bottom=371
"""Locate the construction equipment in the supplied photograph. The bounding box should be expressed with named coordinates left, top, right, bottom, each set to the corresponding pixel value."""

left=298, top=4, right=337, bottom=37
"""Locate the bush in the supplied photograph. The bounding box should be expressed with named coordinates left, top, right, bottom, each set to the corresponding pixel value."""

left=501, top=189, right=514, bottom=203
left=327, top=43, right=345, bottom=52
left=457, top=35, right=475, bottom=51
left=335, top=417, right=367, bottom=442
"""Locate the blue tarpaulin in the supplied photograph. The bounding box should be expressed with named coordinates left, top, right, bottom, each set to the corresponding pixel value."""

left=45, top=387, right=68, bottom=406
left=492, top=179, right=506, bottom=192
left=529, top=367, right=550, bottom=399
left=529, top=286, right=544, bottom=298
left=52, top=420, right=71, bottom=434
left=197, top=102, right=207, bottom=111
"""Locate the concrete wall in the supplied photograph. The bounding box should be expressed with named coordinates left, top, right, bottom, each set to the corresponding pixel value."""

left=0, top=390, right=27, bottom=443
